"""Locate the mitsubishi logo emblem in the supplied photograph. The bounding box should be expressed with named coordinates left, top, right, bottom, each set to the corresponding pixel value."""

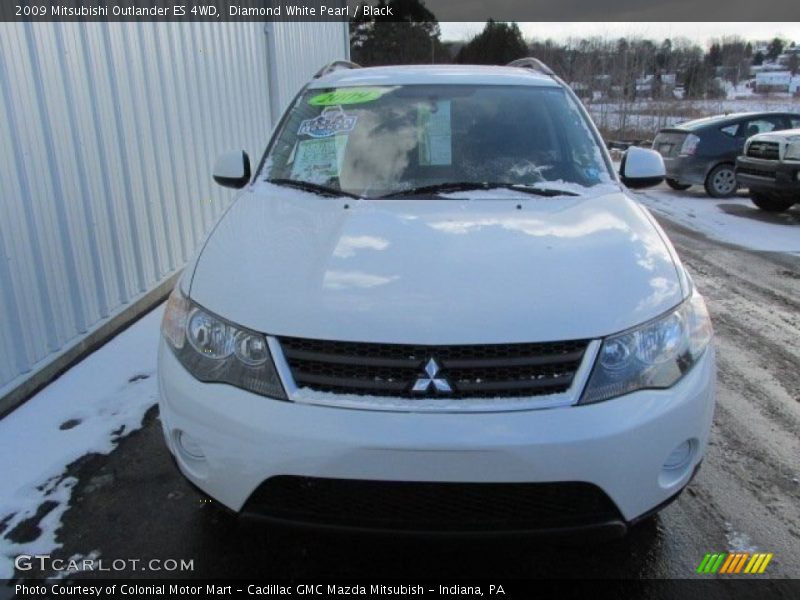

left=412, top=358, right=452, bottom=394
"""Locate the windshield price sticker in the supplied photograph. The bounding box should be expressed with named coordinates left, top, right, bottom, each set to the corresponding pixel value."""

left=309, top=87, right=392, bottom=106
left=418, top=100, right=453, bottom=166
left=290, top=136, right=349, bottom=184
left=298, top=106, right=357, bottom=138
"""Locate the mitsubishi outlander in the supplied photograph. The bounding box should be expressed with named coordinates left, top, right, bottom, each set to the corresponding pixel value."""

left=158, top=60, right=715, bottom=536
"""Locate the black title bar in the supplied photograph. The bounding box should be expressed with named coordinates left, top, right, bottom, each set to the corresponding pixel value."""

left=6, top=579, right=800, bottom=600
left=4, top=0, right=800, bottom=22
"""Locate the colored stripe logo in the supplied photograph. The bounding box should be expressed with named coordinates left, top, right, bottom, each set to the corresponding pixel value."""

left=697, top=552, right=773, bottom=574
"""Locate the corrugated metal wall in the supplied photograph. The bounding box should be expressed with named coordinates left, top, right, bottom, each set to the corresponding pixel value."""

left=266, top=20, right=351, bottom=115
left=0, top=21, right=348, bottom=401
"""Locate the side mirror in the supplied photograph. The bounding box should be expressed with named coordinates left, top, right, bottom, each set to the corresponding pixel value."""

left=213, top=151, right=251, bottom=189
left=619, top=147, right=665, bottom=189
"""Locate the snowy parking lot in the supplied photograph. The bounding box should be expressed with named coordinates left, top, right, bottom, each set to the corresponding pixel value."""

left=1, top=182, right=798, bottom=584
left=639, top=187, right=800, bottom=255
left=0, top=309, right=162, bottom=579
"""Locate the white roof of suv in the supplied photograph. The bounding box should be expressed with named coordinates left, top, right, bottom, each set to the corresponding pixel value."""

left=308, top=64, right=560, bottom=89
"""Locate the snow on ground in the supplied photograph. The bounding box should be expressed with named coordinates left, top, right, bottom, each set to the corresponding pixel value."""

left=0, top=306, right=163, bottom=579
left=636, top=187, right=800, bottom=255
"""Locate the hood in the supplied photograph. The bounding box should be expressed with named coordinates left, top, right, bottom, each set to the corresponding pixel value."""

left=749, top=127, right=800, bottom=143
left=189, top=184, right=685, bottom=344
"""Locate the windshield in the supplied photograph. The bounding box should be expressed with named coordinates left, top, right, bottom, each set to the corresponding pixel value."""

left=261, top=84, right=613, bottom=198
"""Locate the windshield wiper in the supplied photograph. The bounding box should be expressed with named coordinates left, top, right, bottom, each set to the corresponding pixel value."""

left=266, top=178, right=361, bottom=199
left=377, top=182, right=580, bottom=199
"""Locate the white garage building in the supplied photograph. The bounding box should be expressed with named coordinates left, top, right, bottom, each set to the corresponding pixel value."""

left=0, top=21, right=349, bottom=413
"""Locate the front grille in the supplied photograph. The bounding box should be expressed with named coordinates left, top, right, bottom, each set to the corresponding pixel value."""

left=278, top=337, right=589, bottom=398
left=242, top=476, right=623, bottom=532
left=747, top=141, right=780, bottom=160
left=737, top=166, right=776, bottom=179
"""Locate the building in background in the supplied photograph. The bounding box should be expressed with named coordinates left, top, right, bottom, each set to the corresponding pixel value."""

left=0, top=21, right=349, bottom=413
left=755, top=70, right=800, bottom=93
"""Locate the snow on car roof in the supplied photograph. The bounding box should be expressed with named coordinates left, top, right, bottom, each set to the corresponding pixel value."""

left=309, top=64, right=560, bottom=89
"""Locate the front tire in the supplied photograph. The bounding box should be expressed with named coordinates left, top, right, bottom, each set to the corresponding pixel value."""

left=750, top=192, right=796, bottom=213
left=666, top=178, right=691, bottom=191
left=704, top=164, right=737, bottom=198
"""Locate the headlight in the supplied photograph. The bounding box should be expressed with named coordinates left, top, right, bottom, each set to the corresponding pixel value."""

left=581, top=288, right=712, bottom=404
left=161, top=287, right=287, bottom=400
left=784, top=141, right=800, bottom=161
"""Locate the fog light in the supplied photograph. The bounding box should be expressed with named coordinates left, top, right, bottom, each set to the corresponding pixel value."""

left=796, top=171, right=800, bottom=182
left=177, top=430, right=205, bottom=459
left=664, top=440, right=695, bottom=470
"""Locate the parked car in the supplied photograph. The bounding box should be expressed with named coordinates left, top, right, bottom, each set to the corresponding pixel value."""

left=736, top=128, right=800, bottom=212
left=158, top=60, right=715, bottom=536
left=653, top=112, right=800, bottom=197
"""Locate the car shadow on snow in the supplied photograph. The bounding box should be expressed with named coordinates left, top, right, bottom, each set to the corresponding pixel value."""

left=716, top=202, right=800, bottom=226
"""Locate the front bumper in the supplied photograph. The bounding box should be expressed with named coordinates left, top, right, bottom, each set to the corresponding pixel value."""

left=735, top=156, right=800, bottom=195
left=157, top=339, right=716, bottom=529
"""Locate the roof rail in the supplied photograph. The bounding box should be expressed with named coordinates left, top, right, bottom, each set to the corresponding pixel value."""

left=506, top=58, right=555, bottom=77
left=313, top=60, right=362, bottom=79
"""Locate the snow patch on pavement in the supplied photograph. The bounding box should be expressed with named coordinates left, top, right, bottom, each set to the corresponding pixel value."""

left=724, top=524, right=759, bottom=553
left=0, top=307, right=163, bottom=578
left=636, top=188, right=800, bottom=255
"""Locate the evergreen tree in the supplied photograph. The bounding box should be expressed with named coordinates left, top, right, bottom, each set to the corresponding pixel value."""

left=455, top=20, right=529, bottom=65
left=350, top=0, right=444, bottom=66
left=684, top=59, right=711, bottom=99
left=766, top=37, right=785, bottom=61
left=706, top=43, right=722, bottom=67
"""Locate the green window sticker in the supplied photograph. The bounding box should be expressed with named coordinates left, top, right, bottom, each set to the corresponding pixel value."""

left=309, top=87, right=391, bottom=106
left=289, top=136, right=349, bottom=184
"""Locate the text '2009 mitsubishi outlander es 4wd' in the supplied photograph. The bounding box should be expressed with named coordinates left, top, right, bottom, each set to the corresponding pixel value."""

left=158, top=59, right=715, bottom=537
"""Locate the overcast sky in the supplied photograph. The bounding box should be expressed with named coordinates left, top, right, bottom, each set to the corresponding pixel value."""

left=439, top=22, right=800, bottom=47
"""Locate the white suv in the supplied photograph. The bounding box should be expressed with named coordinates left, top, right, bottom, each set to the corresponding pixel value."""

left=158, top=60, right=715, bottom=536
left=736, top=128, right=800, bottom=213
